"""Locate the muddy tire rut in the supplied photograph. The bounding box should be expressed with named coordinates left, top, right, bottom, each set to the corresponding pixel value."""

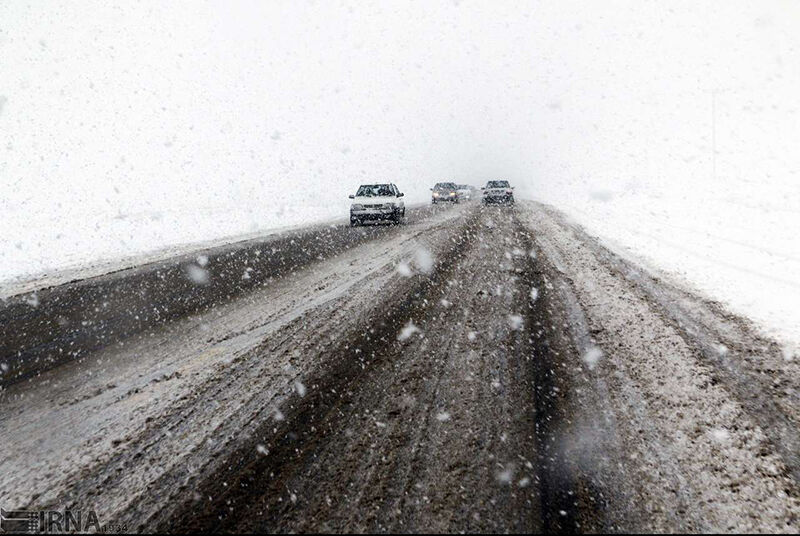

left=150, top=207, right=589, bottom=533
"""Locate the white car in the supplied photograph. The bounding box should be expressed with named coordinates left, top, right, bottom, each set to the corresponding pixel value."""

left=349, top=183, right=406, bottom=226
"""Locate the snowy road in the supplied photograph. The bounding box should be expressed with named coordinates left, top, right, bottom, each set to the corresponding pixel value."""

left=1, top=202, right=798, bottom=533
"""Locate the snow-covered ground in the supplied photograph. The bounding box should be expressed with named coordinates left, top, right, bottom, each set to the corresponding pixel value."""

left=545, top=185, right=800, bottom=348
left=2, top=1, right=799, bottom=346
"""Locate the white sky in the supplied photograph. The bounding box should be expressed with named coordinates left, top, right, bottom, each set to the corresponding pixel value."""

left=1, top=0, right=800, bottom=282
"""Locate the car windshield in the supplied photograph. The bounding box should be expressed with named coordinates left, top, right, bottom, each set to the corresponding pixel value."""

left=434, top=183, right=457, bottom=190
left=356, top=184, right=393, bottom=197
left=487, top=181, right=510, bottom=188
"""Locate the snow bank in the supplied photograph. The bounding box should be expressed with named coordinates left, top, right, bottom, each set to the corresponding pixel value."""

left=547, top=188, right=800, bottom=347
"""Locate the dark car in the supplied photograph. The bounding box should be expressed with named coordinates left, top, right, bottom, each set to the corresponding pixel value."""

left=482, top=180, right=514, bottom=205
left=431, top=182, right=459, bottom=204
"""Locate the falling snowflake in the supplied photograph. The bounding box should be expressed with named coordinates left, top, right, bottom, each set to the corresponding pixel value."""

left=397, top=320, right=421, bottom=341
left=508, top=315, right=523, bottom=330
left=496, top=464, right=515, bottom=484
left=396, top=262, right=412, bottom=277
left=582, top=346, right=603, bottom=370
left=710, top=428, right=730, bottom=442
left=414, top=247, right=435, bottom=274
left=186, top=264, right=209, bottom=285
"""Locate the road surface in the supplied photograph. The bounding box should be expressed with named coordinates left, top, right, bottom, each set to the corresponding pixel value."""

left=1, top=201, right=798, bottom=533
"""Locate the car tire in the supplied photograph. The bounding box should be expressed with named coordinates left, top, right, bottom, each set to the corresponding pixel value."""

left=350, top=219, right=360, bottom=227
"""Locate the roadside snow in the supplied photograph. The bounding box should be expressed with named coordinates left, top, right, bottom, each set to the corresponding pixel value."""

left=544, top=194, right=800, bottom=346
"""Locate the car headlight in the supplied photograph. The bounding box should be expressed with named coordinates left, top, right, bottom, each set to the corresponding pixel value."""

left=449, top=192, right=455, bottom=196
left=433, top=192, right=440, bottom=197
left=351, top=204, right=364, bottom=211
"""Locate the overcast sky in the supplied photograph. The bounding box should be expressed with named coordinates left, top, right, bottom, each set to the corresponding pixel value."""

left=2, top=0, right=799, bottom=279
